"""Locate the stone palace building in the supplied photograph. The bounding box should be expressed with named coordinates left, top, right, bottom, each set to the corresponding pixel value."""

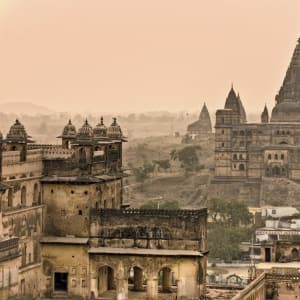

left=0, top=116, right=208, bottom=299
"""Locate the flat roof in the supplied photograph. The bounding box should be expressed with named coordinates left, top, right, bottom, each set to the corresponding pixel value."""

left=256, top=262, right=300, bottom=269
left=41, top=174, right=122, bottom=184
left=40, top=236, right=89, bottom=245
left=88, top=247, right=203, bottom=257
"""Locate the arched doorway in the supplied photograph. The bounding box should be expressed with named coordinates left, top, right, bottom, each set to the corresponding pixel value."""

left=33, top=183, right=40, bottom=205
left=291, top=248, right=299, bottom=261
left=128, top=266, right=146, bottom=292
left=8, top=188, right=13, bottom=207
left=98, top=266, right=115, bottom=296
left=158, top=267, right=176, bottom=293
left=21, top=186, right=26, bottom=206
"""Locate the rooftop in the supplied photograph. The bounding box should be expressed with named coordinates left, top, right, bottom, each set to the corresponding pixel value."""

left=88, top=247, right=203, bottom=257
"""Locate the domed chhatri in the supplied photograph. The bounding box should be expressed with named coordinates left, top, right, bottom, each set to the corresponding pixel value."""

left=77, top=119, right=94, bottom=138
left=107, top=117, right=123, bottom=138
left=61, top=120, right=77, bottom=138
left=6, top=119, right=30, bottom=142
left=93, top=116, right=107, bottom=138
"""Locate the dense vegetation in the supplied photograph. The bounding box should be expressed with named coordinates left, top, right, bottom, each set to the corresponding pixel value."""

left=208, top=197, right=252, bottom=262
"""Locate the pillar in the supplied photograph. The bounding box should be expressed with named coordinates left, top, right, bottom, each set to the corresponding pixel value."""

left=146, top=277, right=158, bottom=300
left=116, top=277, right=128, bottom=300
left=90, top=275, right=98, bottom=298
left=133, top=267, right=144, bottom=291
left=162, top=269, right=172, bottom=292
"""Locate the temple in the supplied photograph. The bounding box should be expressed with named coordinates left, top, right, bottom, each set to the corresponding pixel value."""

left=210, top=38, right=300, bottom=206
left=184, top=103, right=212, bottom=142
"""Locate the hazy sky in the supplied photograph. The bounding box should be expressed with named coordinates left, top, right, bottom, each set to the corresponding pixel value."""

left=0, top=0, right=299, bottom=114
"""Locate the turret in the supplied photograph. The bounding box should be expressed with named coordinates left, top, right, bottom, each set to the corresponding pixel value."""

left=261, top=105, right=269, bottom=123
left=58, top=119, right=77, bottom=149
left=6, top=119, right=33, bottom=161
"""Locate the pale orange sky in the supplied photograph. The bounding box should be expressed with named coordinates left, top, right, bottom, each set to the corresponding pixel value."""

left=0, top=0, right=299, bottom=114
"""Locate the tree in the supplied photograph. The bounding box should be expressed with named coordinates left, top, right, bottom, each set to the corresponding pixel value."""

left=170, top=145, right=201, bottom=173
left=153, top=159, right=171, bottom=172
left=208, top=224, right=251, bottom=262
left=208, top=197, right=252, bottom=226
left=131, top=162, right=155, bottom=183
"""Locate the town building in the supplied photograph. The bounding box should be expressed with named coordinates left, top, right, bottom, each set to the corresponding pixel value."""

left=0, top=117, right=208, bottom=299
left=210, top=38, right=300, bottom=207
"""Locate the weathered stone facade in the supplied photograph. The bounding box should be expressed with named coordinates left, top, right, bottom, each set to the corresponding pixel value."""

left=0, top=116, right=208, bottom=299
left=210, top=38, right=300, bottom=206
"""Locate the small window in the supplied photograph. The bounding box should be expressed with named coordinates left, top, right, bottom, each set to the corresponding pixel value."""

left=78, top=210, right=82, bottom=215
left=240, top=131, right=245, bottom=136
left=82, top=280, right=86, bottom=288
left=84, top=191, right=88, bottom=195
left=275, top=154, right=278, bottom=160
left=72, top=279, right=76, bottom=288
left=233, top=154, right=237, bottom=160
left=239, top=141, right=244, bottom=146
left=268, top=154, right=272, bottom=160
left=239, top=154, right=243, bottom=160
left=272, top=209, right=276, bottom=215
left=51, top=189, right=54, bottom=194
left=61, top=209, right=66, bottom=216
left=281, top=154, right=284, bottom=160
left=222, top=143, right=225, bottom=147
left=221, top=130, right=225, bottom=135
left=71, top=190, right=74, bottom=194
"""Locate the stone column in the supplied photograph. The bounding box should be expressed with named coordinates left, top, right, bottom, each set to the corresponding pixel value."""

left=133, top=267, right=144, bottom=291
left=146, top=277, right=158, bottom=300
left=90, top=275, right=98, bottom=298
left=162, top=269, right=172, bottom=292
left=116, top=277, right=128, bottom=300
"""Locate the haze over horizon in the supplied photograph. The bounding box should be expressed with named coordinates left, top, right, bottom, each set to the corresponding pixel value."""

left=0, top=0, right=300, bottom=114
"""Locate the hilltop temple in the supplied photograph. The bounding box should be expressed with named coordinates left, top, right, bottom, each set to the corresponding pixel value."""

left=184, top=103, right=212, bottom=142
left=210, top=37, right=300, bottom=206
left=0, top=117, right=208, bottom=299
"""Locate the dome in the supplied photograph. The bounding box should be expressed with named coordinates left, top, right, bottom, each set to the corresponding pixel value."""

left=93, top=117, right=107, bottom=138
left=271, top=101, right=300, bottom=122
left=61, top=120, right=77, bottom=138
left=77, top=119, right=93, bottom=138
left=107, top=118, right=123, bottom=138
left=6, top=119, right=29, bottom=142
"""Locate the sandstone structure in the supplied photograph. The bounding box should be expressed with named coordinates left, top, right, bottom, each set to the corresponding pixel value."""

left=184, top=103, right=212, bottom=142
left=0, top=117, right=208, bottom=300
left=210, top=38, right=300, bottom=206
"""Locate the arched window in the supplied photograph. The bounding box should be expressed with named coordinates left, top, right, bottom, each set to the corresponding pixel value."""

left=233, top=154, right=237, bottom=160
left=8, top=188, right=13, bottom=207
left=275, top=154, right=278, bottom=160
left=281, top=154, right=285, bottom=160
left=268, top=154, right=272, bottom=160
left=79, top=147, right=87, bottom=163
left=21, top=186, right=26, bottom=206
left=239, top=164, right=245, bottom=171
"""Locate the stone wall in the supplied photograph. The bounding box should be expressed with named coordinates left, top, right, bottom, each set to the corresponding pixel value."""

left=90, top=208, right=207, bottom=251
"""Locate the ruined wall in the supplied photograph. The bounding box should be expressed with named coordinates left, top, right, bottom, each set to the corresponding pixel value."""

left=90, top=209, right=207, bottom=251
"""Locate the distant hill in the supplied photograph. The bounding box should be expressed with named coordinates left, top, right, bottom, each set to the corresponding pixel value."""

left=0, top=101, right=54, bottom=115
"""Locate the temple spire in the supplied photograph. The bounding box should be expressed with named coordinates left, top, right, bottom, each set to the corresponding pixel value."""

left=275, top=37, right=300, bottom=104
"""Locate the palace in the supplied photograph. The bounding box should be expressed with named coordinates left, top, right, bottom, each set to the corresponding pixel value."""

left=0, top=116, right=208, bottom=299
left=210, top=38, right=300, bottom=206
